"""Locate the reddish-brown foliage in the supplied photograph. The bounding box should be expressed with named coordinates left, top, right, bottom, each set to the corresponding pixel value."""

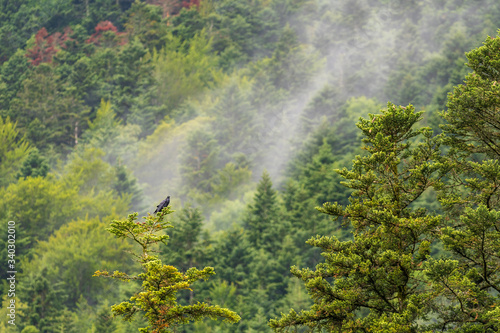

left=86, top=21, right=127, bottom=46
left=25, top=27, right=72, bottom=66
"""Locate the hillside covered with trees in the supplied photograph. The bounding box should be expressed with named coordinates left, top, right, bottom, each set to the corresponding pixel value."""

left=2, top=0, right=500, bottom=332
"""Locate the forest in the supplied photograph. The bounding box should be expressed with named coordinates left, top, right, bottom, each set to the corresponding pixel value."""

left=2, top=0, right=500, bottom=332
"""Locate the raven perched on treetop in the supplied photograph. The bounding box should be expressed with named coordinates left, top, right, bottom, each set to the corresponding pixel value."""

left=154, top=196, right=170, bottom=214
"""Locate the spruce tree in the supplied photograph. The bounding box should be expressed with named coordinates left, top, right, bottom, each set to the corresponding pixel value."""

left=94, top=207, right=240, bottom=332
left=424, top=30, right=500, bottom=331
left=180, top=129, right=219, bottom=193
left=442, top=32, right=500, bottom=159
left=16, top=148, right=49, bottom=179
left=211, top=227, right=253, bottom=286
left=270, top=103, right=445, bottom=332
left=95, top=308, right=117, bottom=333
left=210, top=79, right=258, bottom=162
left=21, top=269, right=65, bottom=333
left=161, top=204, right=207, bottom=273
left=244, top=170, right=283, bottom=251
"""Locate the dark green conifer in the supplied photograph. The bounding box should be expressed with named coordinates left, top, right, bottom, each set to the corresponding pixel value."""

left=244, top=171, right=283, bottom=251
left=271, top=103, right=445, bottom=332
left=95, top=308, right=117, bottom=333
left=21, top=269, right=65, bottom=333
left=161, top=204, right=206, bottom=272
left=17, top=148, right=49, bottom=179
left=180, top=129, right=219, bottom=193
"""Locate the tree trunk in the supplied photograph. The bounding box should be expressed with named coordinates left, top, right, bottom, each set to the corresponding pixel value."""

left=74, top=121, right=79, bottom=145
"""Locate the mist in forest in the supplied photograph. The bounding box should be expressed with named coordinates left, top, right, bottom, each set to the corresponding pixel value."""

left=134, top=0, right=495, bottom=213
left=2, top=0, right=500, bottom=331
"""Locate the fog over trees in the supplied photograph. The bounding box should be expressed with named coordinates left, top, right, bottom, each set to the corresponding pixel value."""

left=2, top=0, right=500, bottom=332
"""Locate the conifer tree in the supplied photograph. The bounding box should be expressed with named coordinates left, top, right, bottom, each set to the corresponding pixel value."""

left=211, top=227, right=253, bottom=286
left=244, top=171, right=283, bottom=251
left=210, top=79, right=257, bottom=161
left=161, top=204, right=207, bottom=272
left=180, top=129, right=219, bottom=193
left=442, top=32, right=500, bottom=159
left=94, top=207, right=240, bottom=332
left=16, top=147, right=49, bottom=179
left=21, top=269, right=65, bottom=333
left=270, top=103, right=445, bottom=332
left=424, top=30, right=500, bottom=331
left=0, top=49, right=30, bottom=110
left=113, top=163, right=144, bottom=211
left=95, top=308, right=117, bottom=333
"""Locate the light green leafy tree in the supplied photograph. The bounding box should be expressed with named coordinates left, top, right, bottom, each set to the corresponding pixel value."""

left=152, top=30, right=222, bottom=115
left=24, top=217, right=132, bottom=309
left=0, top=116, right=30, bottom=186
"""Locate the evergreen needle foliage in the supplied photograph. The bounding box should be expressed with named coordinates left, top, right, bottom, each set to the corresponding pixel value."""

left=271, top=31, right=500, bottom=333
left=3, top=1, right=500, bottom=331
left=270, top=103, right=447, bottom=332
left=94, top=208, right=241, bottom=332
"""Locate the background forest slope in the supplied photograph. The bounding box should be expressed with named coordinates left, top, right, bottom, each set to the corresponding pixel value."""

left=1, top=0, right=500, bottom=332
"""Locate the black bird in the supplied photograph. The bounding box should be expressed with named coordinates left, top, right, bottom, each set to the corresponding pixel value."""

left=154, top=196, right=170, bottom=214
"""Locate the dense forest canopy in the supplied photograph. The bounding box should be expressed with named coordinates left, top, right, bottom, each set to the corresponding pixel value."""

left=2, top=0, right=500, bottom=332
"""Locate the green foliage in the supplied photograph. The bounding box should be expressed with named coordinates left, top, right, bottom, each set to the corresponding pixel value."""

left=16, top=148, right=49, bottom=179
left=208, top=77, right=258, bottom=161
left=207, top=197, right=247, bottom=231
left=95, top=209, right=241, bottom=332
left=251, top=26, right=319, bottom=94
left=283, top=96, right=380, bottom=267
left=423, top=205, right=500, bottom=331
left=0, top=146, right=130, bottom=261
left=180, top=129, right=219, bottom=193
left=64, top=147, right=117, bottom=193
left=2, top=1, right=500, bottom=331
left=25, top=217, right=133, bottom=308
left=95, top=307, right=118, bottom=333
left=19, top=268, right=65, bottom=332
left=271, top=103, right=445, bottom=332
left=171, top=8, right=204, bottom=43
left=0, top=295, right=28, bottom=332
left=211, top=227, right=252, bottom=287
left=244, top=171, right=283, bottom=251
left=80, top=99, right=141, bottom=164
left=161, top=205, right=209, bottom=273
left=443, top=31, right=500, bottom=158
left=8, top=63, right=90, bottom=152
left=0, top=49, right=30, bottom=110
left=424, top=31, right=500, bottom=331
left=172, top=0, right=283, bottom=69
left=21, top=326, right=39, bottom=333
left=114, top=163, right=144, bottom=211
left=204, top=162, right=252, bottom=203
left=125, top=2, right=167, bottom=51
left=152, top=31, right=222, bottom=114
left=191, top=281, right=239, bottom=332
left=0, top=176, right=80, bottom=246
left=298, top=84, right=346, bottom=135
left=0, top=116, right=30, bottom=186
left=283, top=138, right=352, bottom=269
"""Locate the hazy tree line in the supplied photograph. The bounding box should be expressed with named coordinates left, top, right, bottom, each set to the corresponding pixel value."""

left=1, top=0, right=500, bottom=332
